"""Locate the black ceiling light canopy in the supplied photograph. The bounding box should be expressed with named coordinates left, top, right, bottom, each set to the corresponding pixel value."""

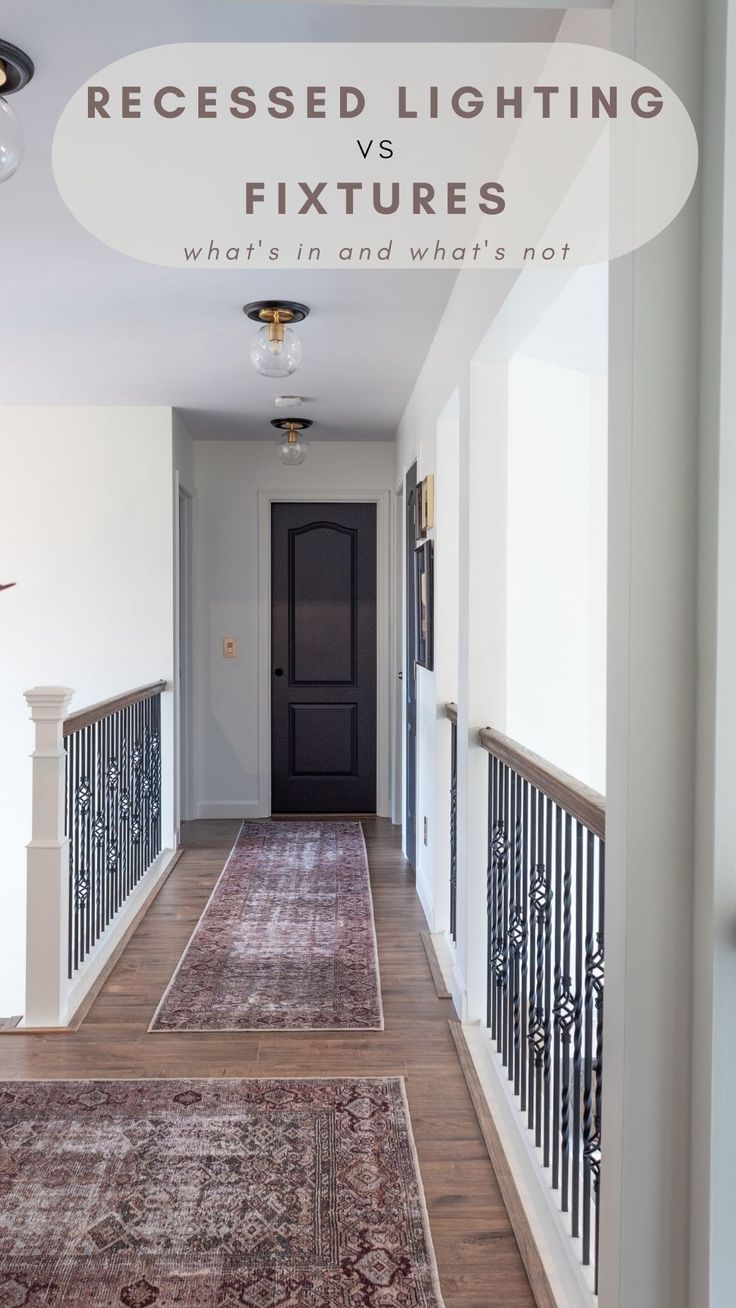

left=0, top=40, right=35, bottom=184
left=0, top=41, right=34, bottom=93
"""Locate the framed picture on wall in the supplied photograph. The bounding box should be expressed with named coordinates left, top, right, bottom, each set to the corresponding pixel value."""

left=414, top=540, right=434, bottom=670
left=415, top=475, right=435, bottom=541
left=416, top=479, right=426, bottom=540
left=420, top=474, right=435, bottom=536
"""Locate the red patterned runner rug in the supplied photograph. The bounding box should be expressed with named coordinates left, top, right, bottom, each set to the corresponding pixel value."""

left=149, top=821, right=383, bottom=1031
left=0, top=1077, right=444, bottom=1308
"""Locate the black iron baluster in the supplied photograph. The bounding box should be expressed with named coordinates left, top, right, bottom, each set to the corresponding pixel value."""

left=501, top=758, right=512, bottom=1072
left=450, top=721, right=457, bottom=943
left=582, top=828, right=595, bottom=1266
left=505, top=765, right=516, bottom=1078
left=519, top=777, right=529, bottom=1114
left=65, top=736, right=72, bottom=979
left=487, top=756, right=495, bottom=1032
left=98, top=714, right=106, bottom=950
left=526, top=783, right=538, bottom=1132
left=137, top=698, right=145, bottom=887
left=139, top=696, right=146, bottom=883
left=559, top=812, right=573, bottom=1212
left=594, top=842, right=605, bottom=1291
left=552, top=803, right=563, bottom=1191
left=510, top=770, right=524, bottom=1095
left=571, top=820, right=584, bottom=1238
left=88, top=720, right=96, bottom=942
left=543, top=794, right=553, bottom=1170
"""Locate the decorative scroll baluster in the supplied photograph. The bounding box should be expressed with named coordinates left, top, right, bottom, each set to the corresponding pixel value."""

left=572, top=820, right=584, bottom=1239
left=482, top=735, right=605, bottom=1287
left=449, top=718, right=457, bottom=943
left=552, top=804, right=563, bottom=1191
left=64, top=687, right=163, bottom=978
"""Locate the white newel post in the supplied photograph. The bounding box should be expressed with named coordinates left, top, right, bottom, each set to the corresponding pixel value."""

left=24, top=687, right=75, bottom=1028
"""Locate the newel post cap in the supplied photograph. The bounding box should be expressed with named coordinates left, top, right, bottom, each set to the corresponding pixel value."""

left=24, top=687, right=75, bottom=720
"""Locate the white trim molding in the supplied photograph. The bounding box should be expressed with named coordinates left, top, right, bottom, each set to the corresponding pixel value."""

left=197, top=800, right=263, bottom=820
left=257, top=489, right=392, bottom=819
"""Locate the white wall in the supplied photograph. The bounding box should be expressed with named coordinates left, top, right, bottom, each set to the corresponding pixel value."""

left=192, top=439, right=394, bottom=818
left=0, top=407, right=176, bottom=1016
left=691, top=0, right=736, bottom=1303
left=507, top=356, right=607, bottom=791
left=173, top=410, right=195, bottom=492
left=412, top=396, right=461, bottom=929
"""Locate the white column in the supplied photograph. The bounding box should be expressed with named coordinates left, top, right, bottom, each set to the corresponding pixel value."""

left=23, top=687, right=74, bottom=1028
left=455, top=360, right=508, bottom=1023
left=691, top=1, right=736, bottom=1304
left=600, top=0, right=704, bottom=1304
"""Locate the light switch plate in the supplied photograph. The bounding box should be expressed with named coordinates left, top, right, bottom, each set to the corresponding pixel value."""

left=223, top=637, right=237, bottom=659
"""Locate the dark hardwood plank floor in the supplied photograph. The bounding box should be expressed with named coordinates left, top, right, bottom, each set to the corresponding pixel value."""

left=1, top=818, right=534, bottom=1308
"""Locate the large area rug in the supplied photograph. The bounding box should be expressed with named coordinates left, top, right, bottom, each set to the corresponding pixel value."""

left=0, top=1076, right=444, bottom=1308
left=149, top=822, right=383, bottom=1032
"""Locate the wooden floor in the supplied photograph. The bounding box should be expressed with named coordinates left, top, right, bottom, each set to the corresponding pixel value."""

left=3, top=818, right=534, bottom=1308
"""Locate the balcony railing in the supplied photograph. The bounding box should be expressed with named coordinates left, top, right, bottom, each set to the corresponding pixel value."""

left=24, top=681, right=169, bottom=1028
left=479, top=726, right=605, bottom=1289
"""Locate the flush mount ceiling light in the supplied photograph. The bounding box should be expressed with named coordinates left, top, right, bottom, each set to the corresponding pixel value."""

left=243, top=301, right=310, bottom=378
left=0, top=40, right=34, bottom=184
left=272, top=418, right=312, bottom=466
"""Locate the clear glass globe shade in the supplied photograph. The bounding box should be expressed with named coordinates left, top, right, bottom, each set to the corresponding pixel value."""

left=0, top=98, right=23, bottom=184
left=250, top=324, right=302, bottom=377
left=275, top=436, right=309, bottom=466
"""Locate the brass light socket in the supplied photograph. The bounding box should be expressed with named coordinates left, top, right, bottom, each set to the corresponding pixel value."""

left=258, top=306, right=296, bottom=346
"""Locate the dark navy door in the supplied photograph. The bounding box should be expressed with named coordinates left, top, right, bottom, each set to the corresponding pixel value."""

left=271, top=502, right=377, bottom=813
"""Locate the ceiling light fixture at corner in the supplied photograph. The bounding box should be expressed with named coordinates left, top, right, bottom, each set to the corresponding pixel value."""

left=243, top=301, right=310, bottom=378
left=272, top=418, right=312, bottom=466
left=0, top=41, right=34, bottom=184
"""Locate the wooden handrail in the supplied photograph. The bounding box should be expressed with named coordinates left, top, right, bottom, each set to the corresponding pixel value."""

left=445, top=702, right=458, bottom=725
left=479, top=726, right=605, bottom=840
left=63, top=680, right=167, bottom=737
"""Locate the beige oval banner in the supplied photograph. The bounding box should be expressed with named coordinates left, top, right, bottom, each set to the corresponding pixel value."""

left=52, top=42, right=698, bottom=270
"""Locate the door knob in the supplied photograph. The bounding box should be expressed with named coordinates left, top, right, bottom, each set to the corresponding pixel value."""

left=398, top=671, right=403, bottom=680
left=274, top=668, right=284, bottom=677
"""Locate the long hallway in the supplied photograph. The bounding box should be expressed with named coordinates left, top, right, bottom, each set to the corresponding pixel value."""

left=2, top=819, right=534, bottom=1308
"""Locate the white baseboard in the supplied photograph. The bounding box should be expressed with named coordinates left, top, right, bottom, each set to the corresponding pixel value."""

left=196, top=801, right=264, bottom=819
left=428, top=930, right=468, bottom=1024
left=415, top=864, right=435, bottom=930
left=451, top=952, right=468, bottom=1021
left=426, top=931, right=459, bottom=1013
left=462, top=1022, right=596, bottom=1308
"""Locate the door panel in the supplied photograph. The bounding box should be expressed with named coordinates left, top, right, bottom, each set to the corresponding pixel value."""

left=272, top=502, right=377, bottom=813
left=291, top=524, right=356, bottom=684
left=405, top=464, right=418, bottom=868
